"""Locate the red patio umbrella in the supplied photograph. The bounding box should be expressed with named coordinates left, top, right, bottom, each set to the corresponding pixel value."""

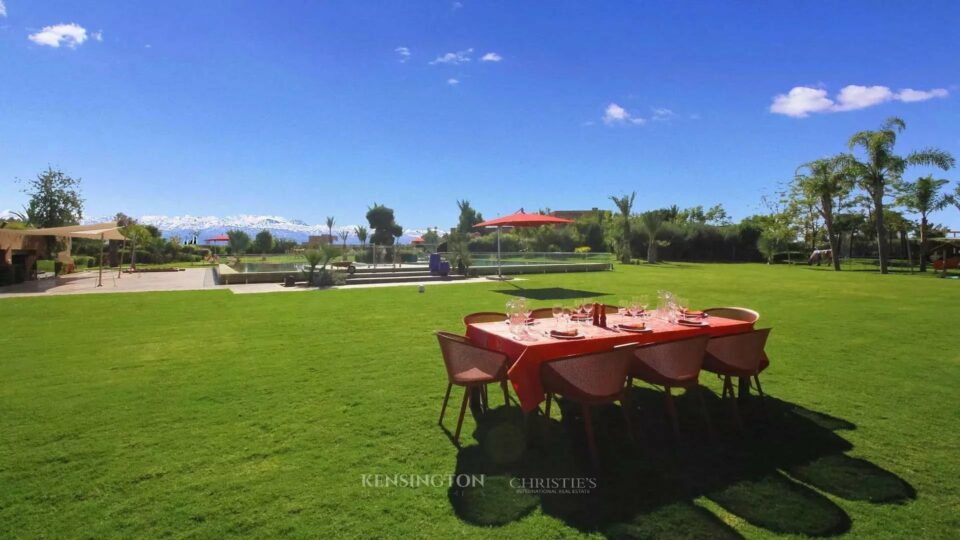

left=205, top=234, right=230, bottom=243
left=474, top=208, right=574, bottom=279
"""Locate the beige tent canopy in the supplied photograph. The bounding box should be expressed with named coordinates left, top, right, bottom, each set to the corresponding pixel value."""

left=13, top=222, right=126, bottom=287
left=16, top=222, right=126, bottom=241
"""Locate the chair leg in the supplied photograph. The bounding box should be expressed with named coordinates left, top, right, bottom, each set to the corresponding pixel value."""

left=454, top=387, right=470, bottom=444
left=544, top=393, right=553, bottom=419
left=480, top=384, right=489, bottom=412
left=754, top=375, right=765, bottom=401
left=664, top=386, right=680, bottom=438
left=439, top=382, right=453, bottom=425
left=724, top=376, right=743, bottom=430
left=501, top=379, right=510, bottom=407
left=581, top=404, right=600, bottom=468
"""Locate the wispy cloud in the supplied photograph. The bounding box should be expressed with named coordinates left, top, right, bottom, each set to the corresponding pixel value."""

left=602, top=103, right=645, bottom=125
left=480, top=52, right=502, bottom=62
left=93, top=30, right=103, bottom=42
left=29, top=22, right=89, bottom=48
left=447, top=78, right=459, bottom=86
left=0, top=1, right=7, bottom=18
left=394, top=46, right=410, bottom=63
left=430, top=48, right=473, bottom=65
left=651, top=107, right=675, bottom=121
left=452, top=1, right=464, bottom=9
left=770, top=84, right=950, bottom=117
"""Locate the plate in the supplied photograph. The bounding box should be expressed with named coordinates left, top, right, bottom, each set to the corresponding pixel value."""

left=677, top=319, right=709, bottom=327
left=550, top=332, right=584, bottom=340
left=618, top=325, right=653, bottom=333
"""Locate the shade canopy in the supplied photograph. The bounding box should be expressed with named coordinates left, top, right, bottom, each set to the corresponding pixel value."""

left=474, top=209, right=574, bottom=229
left=411, top=236, right=425, bottom=244
left=205, top=234, right=230, bottom=243
left=16, top=222, right=126, bottom=241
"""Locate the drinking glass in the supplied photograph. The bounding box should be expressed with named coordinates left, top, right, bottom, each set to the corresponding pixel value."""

left=552, top=305, right=562, bottom=327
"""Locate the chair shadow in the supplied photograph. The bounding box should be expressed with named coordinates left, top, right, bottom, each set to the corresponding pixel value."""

left=495, top=287, right=610, bottom=301
left=447, top=390, right=915, bottom=537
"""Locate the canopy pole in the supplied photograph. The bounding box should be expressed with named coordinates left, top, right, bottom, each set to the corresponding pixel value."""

left=497, top=226, right=502, bottom=279
left=118, top=239, right=126, bottom=279
left=97, top=235, right=104, bottom=287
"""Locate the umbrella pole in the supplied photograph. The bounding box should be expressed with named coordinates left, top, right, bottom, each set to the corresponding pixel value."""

left=497, top=226, right=502, bottom=279
left=97, top=236, right=104, bottom=287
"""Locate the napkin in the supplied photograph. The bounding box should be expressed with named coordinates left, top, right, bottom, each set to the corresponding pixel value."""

left=551, top=328, right=579, bottom=337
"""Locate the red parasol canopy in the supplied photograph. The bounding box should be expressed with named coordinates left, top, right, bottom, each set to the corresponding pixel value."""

left=411, top=236, right=425, bottom=244
left=474, top=208, right=574, bottom=228
left=205, top=234, right=230, bottom=243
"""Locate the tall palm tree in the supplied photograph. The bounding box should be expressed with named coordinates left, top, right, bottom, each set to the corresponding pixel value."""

left=899, top=175, right=950, bottom=272
left=355, top=226, right=368, bottom=251
left=795, top=154, right=854, bottom=271
left=609, top=192, right=636, bottom=263
left=846, top=117, right=954, bottom=274
left=325, top=216, right=335, bottom=244
left=337, top=229, right=350, bottom=260
left=638, top=211, right=666, bottom=263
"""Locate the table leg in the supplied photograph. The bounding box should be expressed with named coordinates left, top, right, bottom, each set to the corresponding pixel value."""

left=469, top=387, right=485, bottom=420
left=737, top=376, right=751, bottom=402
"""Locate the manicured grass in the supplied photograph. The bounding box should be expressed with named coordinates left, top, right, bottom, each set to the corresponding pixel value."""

left=1, top=263, right=958, bottom=538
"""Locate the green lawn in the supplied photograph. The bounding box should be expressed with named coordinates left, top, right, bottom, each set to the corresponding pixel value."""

left=1, top=263, right=958, bottom=538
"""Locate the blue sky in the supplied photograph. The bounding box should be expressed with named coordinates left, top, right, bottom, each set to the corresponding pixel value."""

left=2, top=0, right=959, bottom=230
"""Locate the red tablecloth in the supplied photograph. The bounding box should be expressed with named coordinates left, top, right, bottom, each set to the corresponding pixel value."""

left=467, top=314, right=754, bottom=412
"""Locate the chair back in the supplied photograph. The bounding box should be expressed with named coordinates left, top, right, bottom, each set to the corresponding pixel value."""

left=703, top=307, right=759, bottom=323
left=463, top=312, right=506, bottom=326
left=435, top=331, right=508, bottom=381
left=529, top=308, right=555, bottom=319
left=541, top=346, right=635, bottom=400
left=706, top=328, right=771, bottom=372
left=634, top=335, right=709, bottom=380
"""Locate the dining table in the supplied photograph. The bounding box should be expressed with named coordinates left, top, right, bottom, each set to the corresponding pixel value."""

left=466, top=312, right=756, bottom=413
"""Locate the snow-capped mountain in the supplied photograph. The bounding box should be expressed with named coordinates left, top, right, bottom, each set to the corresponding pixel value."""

left=82, top=214, right=436, bottom=244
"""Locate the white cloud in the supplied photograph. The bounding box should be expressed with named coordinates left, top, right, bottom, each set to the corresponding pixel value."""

left=602, top=103, right=645, bottom=125
left=93, top=30, right=103, bottom=42
left=897, top=87, right=949, bottom=102
left=452, top=1, right=464, bottom=9
left=28, top=23, right=88, bottom=48
left=430, top=48, right=473, bottom=65
left=394, top=46, right=410, bottom=63
left=651, top=107, right=675, bottom=121
left=771, top=84, right=950, bottom=117
left=0, top=1, right=7, bottom=18
left=480, top=52, right=502, bottom=62
left=833, top=85, right=894, bottom=111
left=769, top=87, right=834, bottom=117
left=447, top=78, right=459, bottom=86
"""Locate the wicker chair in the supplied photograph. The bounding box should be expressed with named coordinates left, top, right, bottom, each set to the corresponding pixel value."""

left=462, top=312, right=507, bottom=327
left=435, top=331, right=512, bottom=445
left=541, top=344, right=636, bottom=467
left=701, top=328, right=772, bottom=428
left=529, top=307, right=555, bottom=319
left=629, top=335, right=711, bottom=437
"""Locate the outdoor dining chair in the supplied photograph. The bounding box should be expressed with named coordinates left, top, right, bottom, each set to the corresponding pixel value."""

left=435, top=331, right=513, bottom=445
left=530, top=307, right=555, bottom=319
left=701, top=328, right=772, bottom=428
left=541, top=344, right=636, bottom=467
left=462, top=312, right=507, bottom=327
left=628, top=335, right=712, bottom=438
left=703, top=307, right=769, bottom=377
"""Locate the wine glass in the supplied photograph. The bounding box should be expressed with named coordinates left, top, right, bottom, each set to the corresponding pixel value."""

left=552, top=304, right=562, bottom=327
left=619, top=299, right=630, bottom=317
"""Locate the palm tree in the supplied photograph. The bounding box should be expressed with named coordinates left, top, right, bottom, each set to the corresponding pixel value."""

left=609, top=192, right=636, bottom=263
left=355, top=226, right=368, bottom=251
left=303, top=249, right=324, bottom=285
left=846, top=117, right=955, bottom=274
left=795, top=155, right=854, bottom=271
left=337, top=229, right=350, bottom=260
left=325, top=216, right=335, bottom=244
left=899, top=175, right=950, bottom=272
left=638, top=211, right=666, bottom=263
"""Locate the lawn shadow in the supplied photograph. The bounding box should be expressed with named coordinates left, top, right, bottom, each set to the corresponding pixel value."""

left=495, top=287, right=610, bottom=301
left=446, top=391, right=914, bottom=537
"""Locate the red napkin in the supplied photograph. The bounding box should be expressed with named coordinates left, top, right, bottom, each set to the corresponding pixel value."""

left=551, top=328, right=578, bottom=337
left=619, top=322, right=646, bottom=330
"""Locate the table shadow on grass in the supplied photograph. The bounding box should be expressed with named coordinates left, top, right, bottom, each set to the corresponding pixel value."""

left=495, top=287, right=610, bottom=301
left=447, top=391, right=914, bottom=537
